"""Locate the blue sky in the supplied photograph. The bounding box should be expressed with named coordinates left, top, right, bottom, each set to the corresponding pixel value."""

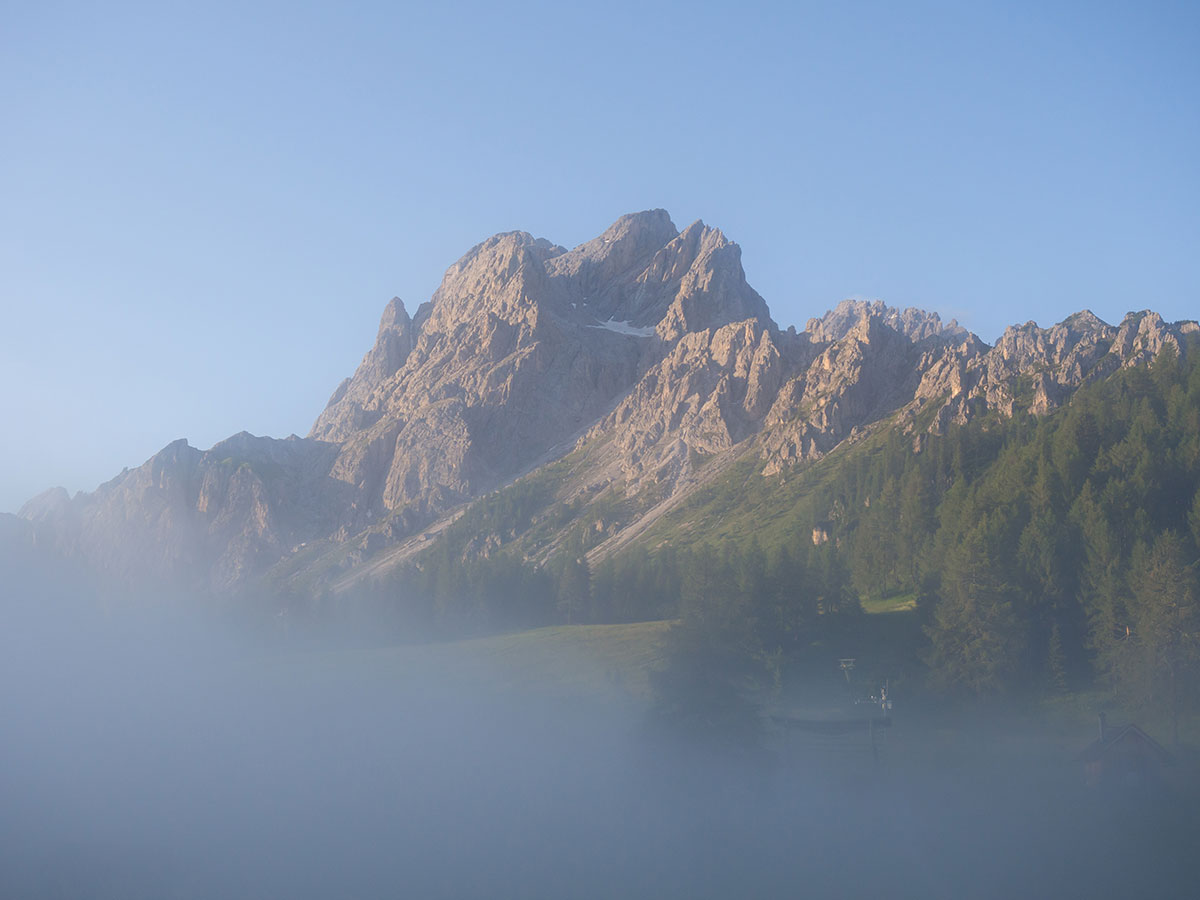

left=2, top=0, right=1197, bottom=511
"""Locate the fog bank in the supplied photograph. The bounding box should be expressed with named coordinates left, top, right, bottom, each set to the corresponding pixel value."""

left=2, top=585, right=1197, bottom=899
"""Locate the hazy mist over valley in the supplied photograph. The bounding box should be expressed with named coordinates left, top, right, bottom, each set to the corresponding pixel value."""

left=3, top=566, right=1197, bottom=899
left=5, top=2, right=1200, bottom=898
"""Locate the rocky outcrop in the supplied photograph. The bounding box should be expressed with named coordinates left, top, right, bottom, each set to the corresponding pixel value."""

left=647, top=222, right=775, bottom=341
left=920, top=309, right=1199, bottom=431
left=806, top=299, right=965, bottom=344
left=589, top=319, right=800, bottom=488
left=759, top=302, right=979, bottom=473
left=542, top=209, right=679, bottom=321
left=311, top=298, right=419, bottom=442
left=578, top=299, right=975, bottom=488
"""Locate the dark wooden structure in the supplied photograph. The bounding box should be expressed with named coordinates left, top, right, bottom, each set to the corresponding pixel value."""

left=1076, top=713, right=1173, bottom=789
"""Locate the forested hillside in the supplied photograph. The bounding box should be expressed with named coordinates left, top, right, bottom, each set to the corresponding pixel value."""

left=349, top=348, right=1199, bottom=725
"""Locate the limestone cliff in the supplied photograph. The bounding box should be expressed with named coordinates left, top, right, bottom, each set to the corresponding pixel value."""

left=309, top=210, right=773, bottom=523
left=920, top=308, right=1200, bottom=431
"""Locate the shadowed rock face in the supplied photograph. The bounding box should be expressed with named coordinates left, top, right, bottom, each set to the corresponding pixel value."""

left=18, top=434, right=347, bottom=592
left=16, top=213, right=1199, bottom=595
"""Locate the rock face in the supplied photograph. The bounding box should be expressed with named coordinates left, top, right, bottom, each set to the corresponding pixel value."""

left=761, top=303, right=978, bottom=473
left=590, top=319, right=802, bottom=488
left=806, top=299, right=966, bottom=344
left=587, top=299, right=977, bottom=486
left=309, top=210, right=774, bottom=523
left=16, top=212, right=1199, bottom=595
left=21, top=434, right=345, bottom=592
left=919, top=309, right=1199, bottom=430
left=311, top=297, right=420, bottom=442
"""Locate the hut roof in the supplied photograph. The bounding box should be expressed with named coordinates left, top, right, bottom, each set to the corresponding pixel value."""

left=1076, top=723, right=1174, bottom=765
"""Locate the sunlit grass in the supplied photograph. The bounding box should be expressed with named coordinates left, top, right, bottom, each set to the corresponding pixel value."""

left=861, top=593, right=917, bottom=614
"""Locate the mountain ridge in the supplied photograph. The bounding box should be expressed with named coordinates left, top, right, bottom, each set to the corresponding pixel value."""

left=14, top=211, right=1199, bottom=596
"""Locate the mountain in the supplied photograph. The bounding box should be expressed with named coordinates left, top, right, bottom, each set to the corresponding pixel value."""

left=308, top=211, right=773, bottom=524
left=14, top=210, right=1199, bottom=598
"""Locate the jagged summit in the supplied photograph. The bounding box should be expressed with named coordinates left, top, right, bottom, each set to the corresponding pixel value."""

left=807, top=299, right=965, bottom=344
left=544, top=210, right=679, bottom=306
left=305, top=210, right=777, bottom=521
left=312, top=297, right=419, bottom=442
left=648, top=220, right=774, bottom=340
left=18, top=485, right=72, bottom=522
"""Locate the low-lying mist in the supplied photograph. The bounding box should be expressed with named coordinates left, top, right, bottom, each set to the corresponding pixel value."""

left=2, top=577, right=1197, bottom=899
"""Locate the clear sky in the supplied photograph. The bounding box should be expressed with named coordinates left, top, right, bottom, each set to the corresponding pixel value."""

left=2, top=0, right=1197, bottom=512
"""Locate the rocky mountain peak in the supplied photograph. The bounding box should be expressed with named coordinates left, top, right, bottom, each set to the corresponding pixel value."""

left=650, top=222, right=774, bottom=341
left=18, top=485, right=72, bottom=522
left=1112, top=310, right=1199, bottom=365
left=807, top=299, right=961, bottom=344
left=310, top=213, right=731, bottom=524
left=311, top=298, right=417, bottom=442
left=423, top=231, right=563, bottom=335
left=544, top=209, right=679, bottom=303
left=1059, top=309, right=1108, bottom=333
left=637, top=220, right=715, bottom=286
left=377, top=296, right=411, bottom=330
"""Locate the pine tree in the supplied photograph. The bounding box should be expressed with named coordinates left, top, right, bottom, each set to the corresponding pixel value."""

left=924, top=519, right=1026, bottom=696
left=1129, top=531, right=1200, bottom=743
left=1046, top=622, right=1068, bottom=694
left=554, top=553, right=590, bottom=624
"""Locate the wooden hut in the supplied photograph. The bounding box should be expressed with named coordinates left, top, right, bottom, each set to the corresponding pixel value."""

left=1076, top=713, right=1173, bottom=789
